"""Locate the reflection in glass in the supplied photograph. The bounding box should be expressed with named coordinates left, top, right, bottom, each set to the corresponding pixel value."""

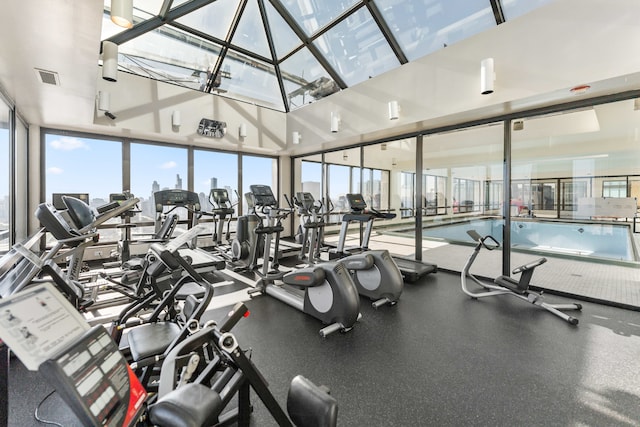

left=0, top=100, right=9, bottom=252
left=119, top=26, right=222, bottom=91
left=280, top=0, right=359, bottom=36
left=217, top=54, right=283, bottom=108
left=374, top=0, right=496, bottom=61
left=314, top=7, right=399, bottom=86
left=174, top=0, right=238, bottom=40
left=281, top=48, right=339, bottom=109
left=232, top=0, right=270, bottom=58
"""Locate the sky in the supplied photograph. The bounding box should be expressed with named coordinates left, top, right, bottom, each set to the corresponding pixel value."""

left=44, top=134, right=274, bottom=203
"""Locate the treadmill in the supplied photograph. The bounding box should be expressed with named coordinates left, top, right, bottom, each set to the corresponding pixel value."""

left=339, top=194, right=437, bottom=282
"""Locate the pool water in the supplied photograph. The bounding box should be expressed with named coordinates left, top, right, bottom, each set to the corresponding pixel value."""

left=421, top=218, right=636, bottom=262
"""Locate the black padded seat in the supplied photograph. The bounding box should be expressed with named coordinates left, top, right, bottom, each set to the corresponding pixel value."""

left=149, top=383, right=222, bottom=427
left=127, top=322, right=181, bottom=362
left=494, top=275, right=526, bottom=294
left=287, top=375, right=338, bottom=427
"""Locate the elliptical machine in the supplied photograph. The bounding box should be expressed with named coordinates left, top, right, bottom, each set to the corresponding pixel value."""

left=296, top=192, right=404, bottom=308
left=462, top=230, right=582, bottom=325
left=208, top=188, right=237, bottom=246
left=227, top=192, right=264, bottom=272
left=246, top=185, right=361, bottom=337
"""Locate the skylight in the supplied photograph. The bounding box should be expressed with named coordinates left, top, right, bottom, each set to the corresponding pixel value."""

left=100, top=0, right=553, bottom=112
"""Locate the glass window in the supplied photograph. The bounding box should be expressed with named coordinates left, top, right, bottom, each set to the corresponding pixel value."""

left=174, top=0, right=239, bottom=40
left=0, top=99, right=9, bottom=253
left=281, top=48, right=339, bottom=110
left=374, top=0, right=496, bottom=61
left=194, top=150, right=239, bottom=236
left=45, top=133, right=123, bottom=242
left=280, top=0, right=359, bottom=36
left=241, top=155, right=278, bottom=213
left=130, top=142, right=187, bottom=231
left=300, top=158, right=323, bottom=201
left=232, top=0, right=270, bottom=58
left=313, top=7, right=400, bottom=86
left=45, top=133, right=122, bottom=207
left=602, top=180, right=627, bottom=198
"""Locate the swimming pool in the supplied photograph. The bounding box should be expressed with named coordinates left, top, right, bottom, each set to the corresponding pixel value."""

left=419, top=218, right=637, bottom=262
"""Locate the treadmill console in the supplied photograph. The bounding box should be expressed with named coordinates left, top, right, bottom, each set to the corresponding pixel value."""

left=346, top=194, right=367, bottom=212
left=39, top=325, right=147, bottom=427
left=296, top=192, right=316, bottom=210
left=154, top=189, right=201, bottom=211
left=250, top=185, right=278, bottom=207
left=210, top=188, right=230, bottom=204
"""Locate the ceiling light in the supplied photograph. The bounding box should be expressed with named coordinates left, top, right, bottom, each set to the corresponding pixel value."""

left=172, top=110, right=181, bottom=128
left=331, top=112, right=340, bottom=133
left=111, top=0, right=133, bottom=29
left=388, top=101, right=399, bottom=120
left=480, top=58, right=494, bottom=95
left=102, top=41, right=118, bottom=82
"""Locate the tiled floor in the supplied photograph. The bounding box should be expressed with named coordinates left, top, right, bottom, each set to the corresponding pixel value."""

left=327, top=231, right=640, bottom=310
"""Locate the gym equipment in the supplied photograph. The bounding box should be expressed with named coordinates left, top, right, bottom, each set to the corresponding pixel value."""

left=462, top=230, right=582, bottom=325
left=226, top=192, right=264, bottom=272
left=208, top=188, right=237, bottom=245
left=247, top=185, right=361, bottom=337
left=295, top=192, right=404, bottom=308
left=32, top=302, right=338, bottom=426
left=2, top=195, right=141, bottom=310
left=292, top=192, right=327, bottom=264
left=110, top=225, right=214, bottom=390
left=335, top=193, right=437, bottom=282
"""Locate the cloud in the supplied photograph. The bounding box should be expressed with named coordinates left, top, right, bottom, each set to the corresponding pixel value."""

left=47, top=167, right=64, bottom=175
left=49, top=136, right=89, bottom=151
left=160, top=161, right=177, bottom=169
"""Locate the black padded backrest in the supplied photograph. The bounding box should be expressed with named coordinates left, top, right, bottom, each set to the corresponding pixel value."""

left=155, top=213, right=178, bottom=240
left=35, top=203, right=80, bottom=241
left=287, top=375, right=338, bottom=427
left=62, top=196, right=96, bottom=229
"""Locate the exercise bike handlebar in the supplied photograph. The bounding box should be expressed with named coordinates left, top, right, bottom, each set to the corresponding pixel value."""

left=466, top=230, right=500, bottom=250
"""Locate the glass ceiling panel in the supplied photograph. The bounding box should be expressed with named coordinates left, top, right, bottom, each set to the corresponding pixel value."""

left=314, top=6, right=399, bottom=86
left=501, top=0, right=555, bottom=20
left=265, top=1, right=303, bottom=59
left=279, top=0, right=360, bottom=36
left=374, top=0, right=496, bottom=61
left=217, top=53, right=283, bottom=109
left=232, top=0, right=270, bottom=58
left=133, top=0, right=164, bottom=16
left=102, top=0, right=556, bottom=112
left=280, top=47, right=338, bottom=110
left=118, top=25, right=222, bottom=90
left=174, top=0, right=239, bottom=40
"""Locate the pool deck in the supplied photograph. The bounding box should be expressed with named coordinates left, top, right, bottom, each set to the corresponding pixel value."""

left=326, top=232, right=640, bottom=310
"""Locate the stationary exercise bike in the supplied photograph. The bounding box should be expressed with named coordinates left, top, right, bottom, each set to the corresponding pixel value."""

left=462, top=230, right=582, bottom=325
left=296, top=192, right=404, bottom=308
left=247, top=185, right=362, bottom=337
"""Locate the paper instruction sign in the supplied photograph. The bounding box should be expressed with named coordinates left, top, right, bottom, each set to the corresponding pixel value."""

left=0, top=282, right=89, bottom=370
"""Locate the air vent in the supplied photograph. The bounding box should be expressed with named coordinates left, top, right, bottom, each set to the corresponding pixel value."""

left=34, top=68, right=60, bottom=86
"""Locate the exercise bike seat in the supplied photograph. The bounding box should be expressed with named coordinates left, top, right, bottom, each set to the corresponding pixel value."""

left=283, top=266, right=326, bottom=288
left=494, top=257, right=547, bottom=294
left=127, top=321, right=181, bottom=361
left=149, top=383, right=223, bottom=427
